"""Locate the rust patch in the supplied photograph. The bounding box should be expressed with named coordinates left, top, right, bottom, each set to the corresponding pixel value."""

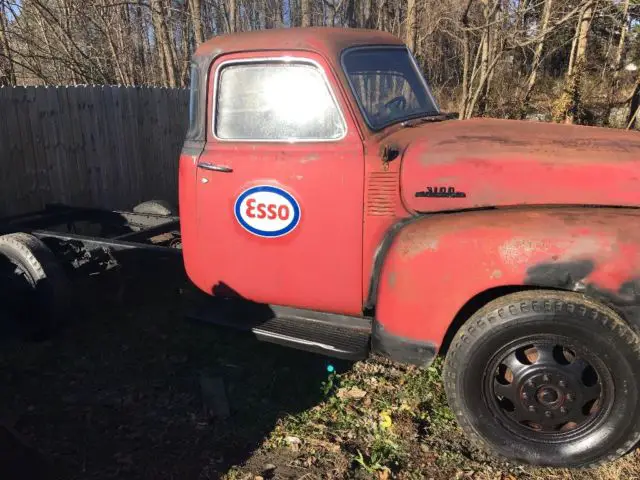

left=499, top=238, right=552, bottom=266
left=490, top=269, right=503, bottom=279
left=399, top=229, right=439, bottom=258
left=436, top=135, right=531, bottom=148
left=550, top=138, right=640, bottom=153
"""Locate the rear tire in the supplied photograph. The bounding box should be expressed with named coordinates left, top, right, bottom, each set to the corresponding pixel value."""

left=132, top=200, right=176, bottom=216
left=443, top=290, right=640, bottom=467
left=0, top=233, right=70, bottom=339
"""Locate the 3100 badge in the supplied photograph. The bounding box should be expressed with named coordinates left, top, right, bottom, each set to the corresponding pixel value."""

left=234, top=185, right=301, bottom=238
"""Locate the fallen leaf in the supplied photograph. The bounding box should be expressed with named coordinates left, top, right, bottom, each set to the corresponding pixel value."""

left=263, top=463, right=276, bottom=473
left=285, top=436, right=301, bottom=451
left=336, top=387, right=367, bottom=400
left=306, top=437, right=340, bottom=452
left=284, top=435, right=301, bottom=445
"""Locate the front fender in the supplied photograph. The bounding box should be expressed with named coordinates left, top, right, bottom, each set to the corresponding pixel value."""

left=374, top=207, right=640, bottom=348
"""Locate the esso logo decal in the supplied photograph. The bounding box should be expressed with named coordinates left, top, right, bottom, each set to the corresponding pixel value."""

left=234, top=186, right=301, bottom=238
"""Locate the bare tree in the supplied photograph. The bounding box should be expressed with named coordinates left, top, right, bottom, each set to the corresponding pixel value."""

left=521, top=0, right=553, bottom=115
left=0, top=0, right=635, bottom=130
left=151, top=0, right=178, bottom=87
left=564, top=0, right=596, bottom=124
left=0, top=0, right=16, bottom=85
left=405, top=0, right=416, bottom=52
left=605, top=0, right=630, bottom=120
left=190, top=0, right=206, bottom=45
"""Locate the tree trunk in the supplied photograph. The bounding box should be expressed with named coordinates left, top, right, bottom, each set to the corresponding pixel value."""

left=458, top=0, right=473, bottom=119
left=405, top=0, right=416, bottom=52
left=327, top=0, right=336, bottom=27
left=0, top=0, right=16, bottom=85
left=301, top=0, right=311, bottom=26
left=565, top=0, right=595, bottom=124
left=364, top=0, right=374, bottom=29
left=521, top=0, right=553, bottom=115
left=612, top=0, right=629, bottom=74
left=190, top=0, right=205, bottom=46
left=228, top=0, right=237, bottom=32
left=135, top=0, right=149, bottom=83
left=472, top=0, right=499, bottom=118
left=345, top=0, right=357, bottom=28
left=627, top=77, right=640, bottom=129
left=151, top=0, right=177, bottom=87
left=476, top=27, right=490, bottom=115
left=179, top=3, right=191, bottom=86
left=606, top=0, right=630, bottom=121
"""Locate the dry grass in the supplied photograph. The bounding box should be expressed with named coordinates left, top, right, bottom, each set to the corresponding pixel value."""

left=227, top=356, right=640, bottom=479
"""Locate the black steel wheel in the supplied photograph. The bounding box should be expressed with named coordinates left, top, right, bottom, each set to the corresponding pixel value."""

left=444, top=290, right=640, bottom=467
left=0, top=233, right=70, bottom=339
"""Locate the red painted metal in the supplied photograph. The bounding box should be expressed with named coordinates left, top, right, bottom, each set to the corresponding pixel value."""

left=179, top=146, right=200, bottom=281
left=184, top=50, right=365, bottom=314
left=180, top=28, right=640, bottom=354
left=396, top=118, right=640, bottom=213
left=375, top=207, right=640, bottom=346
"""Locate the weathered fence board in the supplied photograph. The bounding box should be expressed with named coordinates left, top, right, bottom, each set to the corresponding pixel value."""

left=0, top=85, right=189, bottom=216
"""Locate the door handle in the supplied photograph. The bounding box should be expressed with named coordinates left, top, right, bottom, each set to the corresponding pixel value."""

left=198, top=162, right=233, bottom=173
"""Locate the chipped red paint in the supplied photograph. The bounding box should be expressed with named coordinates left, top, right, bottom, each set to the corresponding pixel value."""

left=375, top=208, right=640, bottom=347
left=396, top=118, right=640, bottom=213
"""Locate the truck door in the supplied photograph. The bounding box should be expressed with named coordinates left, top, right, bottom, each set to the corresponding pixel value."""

left=192, top=51, right=364, bottom=315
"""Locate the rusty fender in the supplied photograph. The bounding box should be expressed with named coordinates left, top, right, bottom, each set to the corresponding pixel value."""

left=373, top=207, right=640, bottom=348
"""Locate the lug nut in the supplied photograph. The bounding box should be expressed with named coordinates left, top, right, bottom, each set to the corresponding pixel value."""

left=566, top=393, right=574, bottom=402
left=560, top=407, right=568, bottom=414
left=528, top=405, right=537, bottom=413
left=558, top=380, right=567, bottom=388
left=542, top=374, right=550, bottom=383
left=526, top=380, right=535, bottom=388
left=544, top=411, right=553, bottom=418
left=522, top=392, right=529, bottom=400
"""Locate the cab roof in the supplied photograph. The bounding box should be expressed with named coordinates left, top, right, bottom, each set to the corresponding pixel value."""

left=193, top=27, right=404, bottom=63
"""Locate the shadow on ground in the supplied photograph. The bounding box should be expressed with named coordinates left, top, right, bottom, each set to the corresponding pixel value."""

left=0, top=255, right=350, bottom=479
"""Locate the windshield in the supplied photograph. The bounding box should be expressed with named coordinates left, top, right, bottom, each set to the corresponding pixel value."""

left=342, top=47, right=439, bottom=130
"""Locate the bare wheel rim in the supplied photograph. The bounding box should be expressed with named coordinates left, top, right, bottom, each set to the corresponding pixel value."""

left=484, top=335, right=614, bottom=442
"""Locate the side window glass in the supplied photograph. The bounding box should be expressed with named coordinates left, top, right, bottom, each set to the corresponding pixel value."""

left=215, top=62, right=346, bottom=141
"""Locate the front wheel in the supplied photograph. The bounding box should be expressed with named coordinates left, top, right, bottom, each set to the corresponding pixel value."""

left=443, top=290, right=640, bottom=467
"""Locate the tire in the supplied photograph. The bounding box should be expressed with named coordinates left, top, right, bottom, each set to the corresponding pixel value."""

left=443, top=290, right=640, bottom=468
left=0, top=233, right=70, bottom=339
left=132, top=200, right=176, bottom=216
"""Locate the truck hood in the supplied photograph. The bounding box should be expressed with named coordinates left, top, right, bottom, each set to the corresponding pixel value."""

left=393, top=118, right=640, bottom=213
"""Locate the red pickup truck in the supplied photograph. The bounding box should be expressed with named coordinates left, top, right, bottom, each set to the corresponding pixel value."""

left=179, top=27, right=640, bottom=468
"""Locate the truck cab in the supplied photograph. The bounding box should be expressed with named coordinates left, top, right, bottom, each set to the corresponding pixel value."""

left=180, top=27, right=640, bottom=468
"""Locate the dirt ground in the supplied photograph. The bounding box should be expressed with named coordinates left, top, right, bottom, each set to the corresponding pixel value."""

left=1, top=260, right=640, bottom=480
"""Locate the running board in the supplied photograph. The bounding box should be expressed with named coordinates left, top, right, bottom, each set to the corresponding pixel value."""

left=183, top=288, right=371, bottom=360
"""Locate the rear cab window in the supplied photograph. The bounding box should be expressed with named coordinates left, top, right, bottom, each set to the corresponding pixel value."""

left=186, top=62, right=202, bottom=141
left=213, top=59, right=346, bottom=141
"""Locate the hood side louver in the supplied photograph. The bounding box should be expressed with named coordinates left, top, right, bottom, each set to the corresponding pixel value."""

left=366, top=171, right=398, bottom=216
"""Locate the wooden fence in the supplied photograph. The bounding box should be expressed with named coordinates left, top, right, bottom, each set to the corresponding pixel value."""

left=0, top=86, right=189, bottom=216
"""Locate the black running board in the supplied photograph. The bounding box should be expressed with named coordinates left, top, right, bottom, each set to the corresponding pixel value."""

left=183, top=288, right=371, bottom=360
